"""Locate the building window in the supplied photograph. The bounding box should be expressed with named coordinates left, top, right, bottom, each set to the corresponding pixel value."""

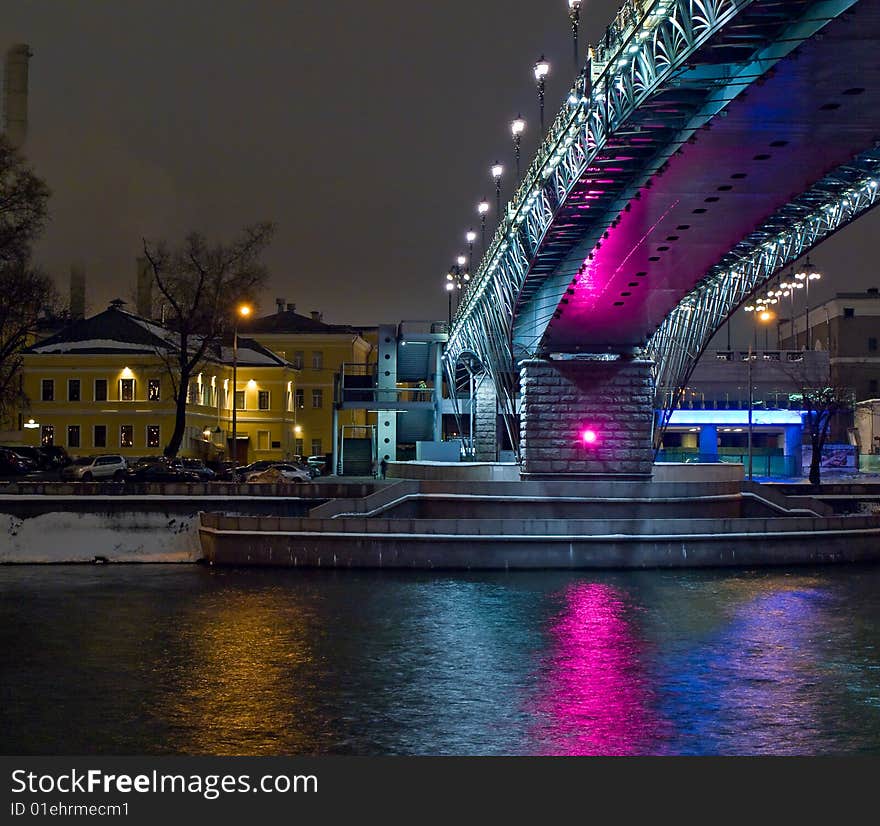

left=257, top=430, right=270, bottom=451
left=146, top=425, right=161, bottom=448
left=120, top=378, right=135, bottom=401
left=235, top=390, right=246, bottom=410
left=41, top=425, right=54, bottom=446
left=293, top=351, right=304, bottom=370
left=871, top=380, right=879, bottom=397
left=93, top=425, right=107, bottom=448
left=148, top=379, right=161, bottom=401
left=312, top=351, right=323, bottom=370
left=258, top=390, right=270, bottom=410
left=295, top=388, right=304, bottom=409
left=94, top=379, right=108, bottom=402
left=187, top=382, right=198, bottom=404
left=68, top=379, right=81, bottom=402
left=294, top=438, right=304, bottom=456
left=869, top=338, right=878, bottom=353
left=120, top=425, right=134, bottom=448
left=311, top=439, right=322, bottom=456
left=844, top=307, right=855, bottom=318
left=41, top=379, right=54, bottom=401
left=312, top=389, right=323, bottom=408
left=67, top=425, right=80, bottom=448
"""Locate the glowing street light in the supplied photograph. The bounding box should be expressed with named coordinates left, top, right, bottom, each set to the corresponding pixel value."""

left=492, top=162, right=504, bottom=216
left=534, top=56, right=550, bottom=134
left=794, top=257, right=822, bottom=349
left=466, top=229, right=477, bottom=269
left=511, top=116, right=526, bottom=180
left=568, top=0, right=582, bottom=71
left=231, top=302, right=253, bottom=476
left=477, top=199, right=490, bottom=250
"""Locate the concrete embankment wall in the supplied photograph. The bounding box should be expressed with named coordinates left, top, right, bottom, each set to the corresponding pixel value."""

left=0, top=494, right=322, bottom=563
left=199, top=512, right=880, bottom=570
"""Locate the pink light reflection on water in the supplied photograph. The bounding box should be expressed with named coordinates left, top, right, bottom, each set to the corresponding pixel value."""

left=527, top=582, right=667, bottom=756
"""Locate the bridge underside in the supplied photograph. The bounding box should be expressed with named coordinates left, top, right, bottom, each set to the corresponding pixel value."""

left=518, top=0, right=880, bottom=353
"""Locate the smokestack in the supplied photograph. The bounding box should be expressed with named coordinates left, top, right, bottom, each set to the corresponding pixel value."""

left=70, top=263, right=86, bottom=321
left=310, top=311, right=323, bottom=322
left=276, top=297, right=285, bottom=313
left=136, top=256, right=152, bottom=317
left=286, top=303, right=296, bottom=312
left=3, top=44, right=31, bottom=151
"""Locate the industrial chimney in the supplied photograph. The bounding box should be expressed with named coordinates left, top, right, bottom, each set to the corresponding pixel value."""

left=276, top=297, right=285, bottom=313
left=136, top=256, right=152, bottom=317
left=3, top=44, right=31, bottom=150
left=70, top=263, right=86, bottom=321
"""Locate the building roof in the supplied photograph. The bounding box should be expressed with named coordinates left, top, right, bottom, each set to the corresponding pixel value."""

left=26, top=303, right=292, bottom=368
left=243, top=308, right=367, bottom=336
left=27, top=305, right=173, bottom=355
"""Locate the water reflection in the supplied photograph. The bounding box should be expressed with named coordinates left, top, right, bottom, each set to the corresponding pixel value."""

left=529, top=582, right=665, bottom=755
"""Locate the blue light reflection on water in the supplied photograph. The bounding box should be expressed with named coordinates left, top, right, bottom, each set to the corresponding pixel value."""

left=1, top=564, right=879, bottom=755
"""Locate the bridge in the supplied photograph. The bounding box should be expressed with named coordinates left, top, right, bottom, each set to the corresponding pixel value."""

left=444, top=0, right=880, bottom=478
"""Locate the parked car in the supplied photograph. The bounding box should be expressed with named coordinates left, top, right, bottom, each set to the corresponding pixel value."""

left=5, top=445, right=53, bottom=470
left=61, top=454, right=128, bottom=481
left=206, top=460, right=237, bottom=481
left=0, top=448, right=33, bottom=475
left=306, top=455, right=328, bottom=475
left=169, top=458, right=216, bottom=480
left=38, top=445, right=71, bottom=468
left=245, top=463, right=311, bottom=483
left=126, top=463, right=200, bottom=483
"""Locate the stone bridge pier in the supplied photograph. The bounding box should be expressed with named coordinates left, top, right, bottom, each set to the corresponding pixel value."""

left=519, top=356, right=655, bottom=479
left=473, top=374, right=499, bottom=462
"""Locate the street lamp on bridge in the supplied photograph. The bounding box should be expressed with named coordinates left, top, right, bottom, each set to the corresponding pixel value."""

left=794, top=257, right=822, bottom=350
left=477, top=199, right=490, bottom=251
left=466, top=229, right=477, bottom=270
left=742, top=303, right=776, bottom=481
left=511, top=116, right=526, bottom=180
left=491, top=162, right=504, bottom=217
left=568, top=0, right=582, bottom=71
left=534, top=56, right=550, bottom=135
left=445, top=262, right=470, bottom=325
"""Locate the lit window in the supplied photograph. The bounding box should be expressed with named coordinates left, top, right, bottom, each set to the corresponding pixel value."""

left=235, top=390, right=246, bottom=410
left=148, top=379, right=161, bottom=401
left=120, top=425, right=134, bottom=448
left=120, top=378, right=135, bottom=401
left=93, top=425, right=107, bottom=448
left=146, top=425, right=160, bottom=448
left=68, top=379, right=80, bottom=402
left=41, top=424, right=54, bottom=446
left=258, top=390, right=270, bottom=410
left=67, top=425, right=80, bottom=448
left=41, top=379, right=54, bottom=402
left=312, top=389, right=323, bottom=409
left=295, top=388, right=304, bottom=409
left=94, top=379, right=108, bottom=402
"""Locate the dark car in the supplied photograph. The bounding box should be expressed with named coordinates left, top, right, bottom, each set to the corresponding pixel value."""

left=206, top=460, right=237, bottom=481
left=126, top=463, right=201, bottom=483
left=7, top=445, right=53, bottom=470
left=169, top=458, right=216, bottom=480
left=37, top=445, right=71, bottom=467
left=0, top=448, right=33, bottom=475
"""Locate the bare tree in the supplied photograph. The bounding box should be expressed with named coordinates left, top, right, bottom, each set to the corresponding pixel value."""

left=790, top=385, right=853, bottom=486
left=0, top=137, right=53, bottom=421
left=142, top=223, right=275, bottom=457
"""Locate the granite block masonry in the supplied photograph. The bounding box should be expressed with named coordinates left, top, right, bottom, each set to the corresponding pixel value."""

left=474, top=374, right=499, bottom=461
left=520, top=356, right=654, bottom=478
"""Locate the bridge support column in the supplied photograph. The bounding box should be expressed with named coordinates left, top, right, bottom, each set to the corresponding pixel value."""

left=520, top=357, right=654, bottom=479
left=473, top=375, right=498, bottom=462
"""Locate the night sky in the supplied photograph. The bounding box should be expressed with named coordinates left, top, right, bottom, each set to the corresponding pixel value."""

left=3, top=0, right=879, bottom=339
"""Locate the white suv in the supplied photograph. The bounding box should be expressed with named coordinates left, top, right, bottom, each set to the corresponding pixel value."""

left=61, top=454, right=128, bottom=482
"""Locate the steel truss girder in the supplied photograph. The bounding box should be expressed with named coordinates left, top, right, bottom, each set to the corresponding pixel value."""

left=647, top=154, right=880, bottom=432
left=445, top=0, right=758, bottom=453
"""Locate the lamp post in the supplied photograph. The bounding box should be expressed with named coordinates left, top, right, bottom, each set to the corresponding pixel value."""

left=478, top=199, right=489, bottom=252
left=743, top=304, right=776, bottom=480
left=466, top=229, right=477, bottom=271
left=568, top=0, right=582, bottom=71
left=511, top=116, right=526, bottom=180
left=492, top=162, right=504, bottom=217
left=231, top=303, right=252, bottom=475
left=534, top=56, right=550, bottom=135
left=794, top=257, right=822, bottom=350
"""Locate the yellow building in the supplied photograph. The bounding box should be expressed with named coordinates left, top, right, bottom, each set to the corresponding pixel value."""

left=19, top=302, right=299, bottom=464
left=241, top=303, right=376, bottom=467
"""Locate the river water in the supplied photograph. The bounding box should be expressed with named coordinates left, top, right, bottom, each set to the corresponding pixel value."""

left=2, top=564, right=879, bottom=755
